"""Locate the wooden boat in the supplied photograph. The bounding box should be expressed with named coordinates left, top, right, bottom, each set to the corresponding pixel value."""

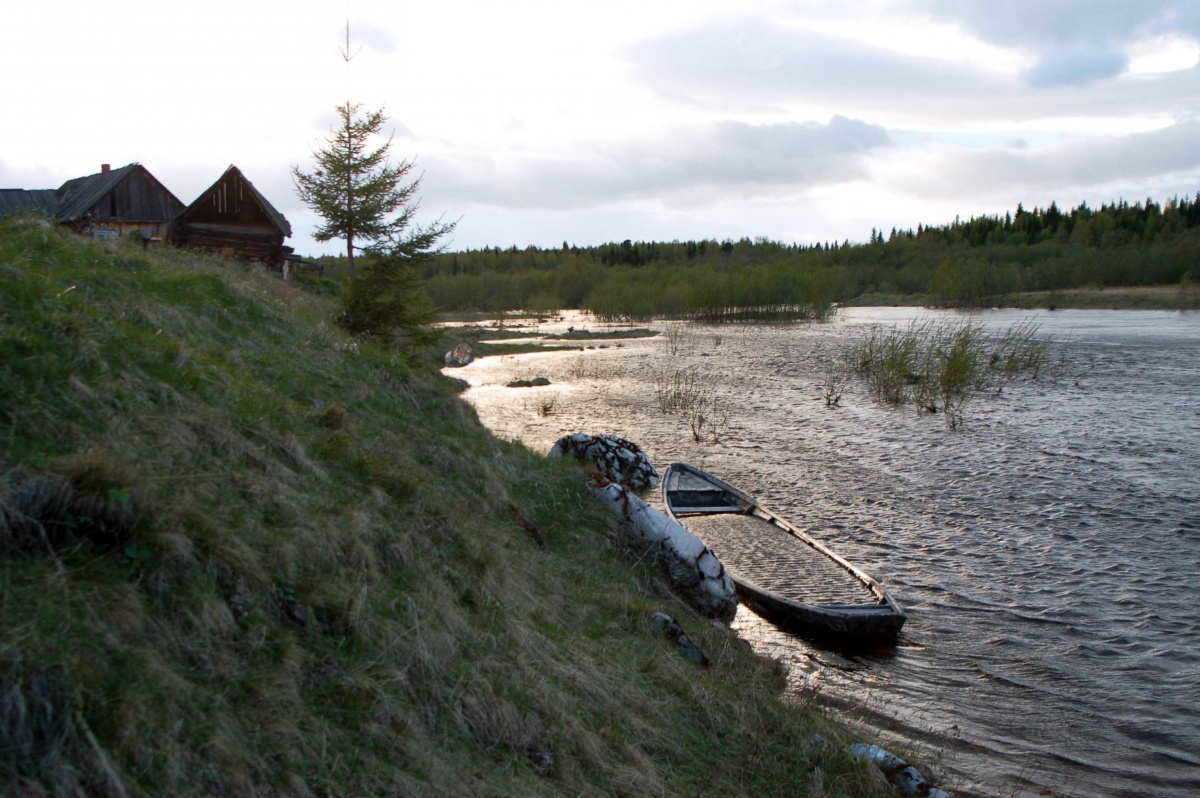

left=662, top=463, right=906, bottom=644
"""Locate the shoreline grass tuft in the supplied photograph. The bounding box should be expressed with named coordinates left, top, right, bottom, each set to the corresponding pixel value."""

left=852, top=315, right=1054, bottom=428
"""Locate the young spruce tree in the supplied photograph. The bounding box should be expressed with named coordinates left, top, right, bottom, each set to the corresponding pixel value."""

left=292, top=102, right=454, bottom=341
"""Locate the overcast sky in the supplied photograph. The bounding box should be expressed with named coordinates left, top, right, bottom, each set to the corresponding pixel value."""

left=4, top=1, right=1199, bottom=255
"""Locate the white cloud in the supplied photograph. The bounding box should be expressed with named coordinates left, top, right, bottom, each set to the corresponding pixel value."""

left=1127, top=34, right=1200, bottom=75
left=918, top=0, right=1200, bottom=48
left=1025, top=45, right=1129, bottom=87
left=917, top=0, right=1200, bottom=88
left=423, top=117, right=891, bottom=212
left=622, top=14, right=1200, bottom=126
left=353, top=21, right=399, bottom=55
left=3, top=0, right=1199, bottom=254
left=879, top=120, right=1200, bottom=200
left=623, top=18, right=995, bottom=111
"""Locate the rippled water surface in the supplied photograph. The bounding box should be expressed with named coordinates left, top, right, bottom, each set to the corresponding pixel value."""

left=450, top=308, right=1200, bottom=797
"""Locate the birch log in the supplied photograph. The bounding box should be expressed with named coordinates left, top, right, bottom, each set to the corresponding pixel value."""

left=589, top=478, right=736, bottom=622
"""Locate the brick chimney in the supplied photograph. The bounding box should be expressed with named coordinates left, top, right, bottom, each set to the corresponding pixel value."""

left=101, top=164, right=110, bottom=174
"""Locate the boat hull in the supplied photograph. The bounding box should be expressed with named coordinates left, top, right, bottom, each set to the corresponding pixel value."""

left=662, top=463, right=906, bottom=645
left=735, top=581, right=907, bottom=643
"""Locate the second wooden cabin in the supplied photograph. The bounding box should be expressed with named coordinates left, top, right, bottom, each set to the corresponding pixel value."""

left=0, top=163, right=185, bottom=240
left=169, top=165, right=293, bottom=267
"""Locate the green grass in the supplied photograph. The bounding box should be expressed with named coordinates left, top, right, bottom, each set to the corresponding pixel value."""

left=852, top=316, right=1053, bottom=428
left=437, top=324, right=581, bottom=358
left=435, top=324, right=658, bottom=363
left=997, top=284, right=1200, bottom=310
left=0, top=217, right=896, bottom=797
left=540, top=327, right=658, bottom=340
left=850, top=285, right=1200, bottom=310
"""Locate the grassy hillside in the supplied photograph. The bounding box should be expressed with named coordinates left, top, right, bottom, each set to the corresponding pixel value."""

left=0, top=218, right=887, bottom=797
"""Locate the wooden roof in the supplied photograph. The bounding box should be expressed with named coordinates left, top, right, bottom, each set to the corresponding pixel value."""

left=55, top=163, right=138, bottom=220
left=1, top=163, right=184, bottom=224
left=0, top=188, right=58, bottom=216
left=54, top=163, right=184, bottom=222
left=175, top=165, right=292, bottom=238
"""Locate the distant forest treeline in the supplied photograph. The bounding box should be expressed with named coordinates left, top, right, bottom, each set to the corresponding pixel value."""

left=320, top=194, right=1200, bottom=319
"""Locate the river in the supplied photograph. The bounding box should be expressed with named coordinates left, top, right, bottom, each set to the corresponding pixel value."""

left=447, top=307, right=1200, bottom=798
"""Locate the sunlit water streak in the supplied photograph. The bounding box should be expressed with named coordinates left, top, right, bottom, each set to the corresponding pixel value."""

left=448, top=308, right=1200, bottom=798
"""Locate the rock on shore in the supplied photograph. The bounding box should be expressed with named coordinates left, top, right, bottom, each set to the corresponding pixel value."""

left=443, top=343, right=474, bottom=367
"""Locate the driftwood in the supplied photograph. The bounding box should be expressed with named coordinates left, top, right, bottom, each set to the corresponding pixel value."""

left=588, top=477, right=736, bottom=622
left=508, top=502, right=546, bottom=548
left=648, top=611, right=710, bottom=666
left=549, top=433, right=659, bottom=491
left=847, top=744, right=951, bottom=797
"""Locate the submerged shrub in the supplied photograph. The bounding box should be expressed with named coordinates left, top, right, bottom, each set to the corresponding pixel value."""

left=856, top=321, right=925, bottom=405
left=852, top=316, right=1054, bottom=427
left=654, top=367, right=707, bottom=414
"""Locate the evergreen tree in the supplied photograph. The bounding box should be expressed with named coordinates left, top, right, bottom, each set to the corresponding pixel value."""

left=292, top=102, right=431, bottom=279
left=343, top=204, right=457, bottom=342
left=293, top=101, right=455, bottom=342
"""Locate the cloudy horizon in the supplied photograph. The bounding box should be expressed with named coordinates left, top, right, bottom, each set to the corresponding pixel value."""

left=4, top=0, right=1199, bottom=255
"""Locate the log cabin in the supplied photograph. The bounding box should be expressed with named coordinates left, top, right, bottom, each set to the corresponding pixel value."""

left=0, top=163, right=185, bottom=239
left=169, top=165, right=293, bottom=268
